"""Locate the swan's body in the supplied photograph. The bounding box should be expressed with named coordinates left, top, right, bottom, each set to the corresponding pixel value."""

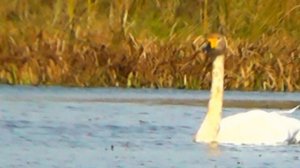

left=195, top=33, right=300, bottom=145
left=218, top=109, right=300, bottom=145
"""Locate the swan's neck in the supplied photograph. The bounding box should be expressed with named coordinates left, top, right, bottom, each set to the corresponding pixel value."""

left=195, top=54, right=224, bottom=143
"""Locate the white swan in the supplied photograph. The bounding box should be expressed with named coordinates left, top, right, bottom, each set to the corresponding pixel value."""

left=194, top=33, right=300, bottom=145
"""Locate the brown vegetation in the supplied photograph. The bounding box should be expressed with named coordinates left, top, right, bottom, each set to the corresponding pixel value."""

left=0, top=0, right=299, bottom=91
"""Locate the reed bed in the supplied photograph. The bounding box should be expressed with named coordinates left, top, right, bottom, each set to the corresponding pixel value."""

left=0, top=0, right=299, bottom=91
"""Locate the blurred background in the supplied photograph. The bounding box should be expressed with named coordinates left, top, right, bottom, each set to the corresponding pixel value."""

left=0, top=0, right=299, bottom=91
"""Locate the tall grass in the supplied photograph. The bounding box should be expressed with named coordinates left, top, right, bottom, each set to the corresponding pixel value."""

left=0, top=0, right=299, bottom=91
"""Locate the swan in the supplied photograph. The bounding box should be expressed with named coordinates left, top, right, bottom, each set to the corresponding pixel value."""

left=194, top=33, right=300, bottom=145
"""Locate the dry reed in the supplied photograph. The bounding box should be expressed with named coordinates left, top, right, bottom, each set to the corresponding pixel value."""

left=0, top=0, right=299, bottom=91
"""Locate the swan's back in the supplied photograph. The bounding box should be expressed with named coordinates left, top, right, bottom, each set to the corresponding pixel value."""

left=217, top=110, right=300, bottom=145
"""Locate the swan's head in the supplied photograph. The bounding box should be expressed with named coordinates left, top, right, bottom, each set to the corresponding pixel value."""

left=201, top=33, right=227, bottom=56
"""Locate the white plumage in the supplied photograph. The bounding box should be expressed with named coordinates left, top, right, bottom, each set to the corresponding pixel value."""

left=194, top=33, right=300, bottom=145
left=218, top=106, right=300, bottom=145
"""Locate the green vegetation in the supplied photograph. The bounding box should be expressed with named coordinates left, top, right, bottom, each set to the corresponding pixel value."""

left=0, top=0, right=299, bottom=91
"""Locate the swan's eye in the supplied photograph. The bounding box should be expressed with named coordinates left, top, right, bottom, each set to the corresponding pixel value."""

left=201, top=41, right=212, bottom=53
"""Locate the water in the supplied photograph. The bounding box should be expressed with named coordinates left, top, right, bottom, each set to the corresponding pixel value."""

left=0, top=85, right=300, bottom=168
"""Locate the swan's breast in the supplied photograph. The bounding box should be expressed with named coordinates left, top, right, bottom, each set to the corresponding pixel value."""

left=217, top=110, right=300, bottom=145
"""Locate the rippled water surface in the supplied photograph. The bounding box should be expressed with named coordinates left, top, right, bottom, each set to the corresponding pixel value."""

left=0, top=85, right=300, bottom=168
